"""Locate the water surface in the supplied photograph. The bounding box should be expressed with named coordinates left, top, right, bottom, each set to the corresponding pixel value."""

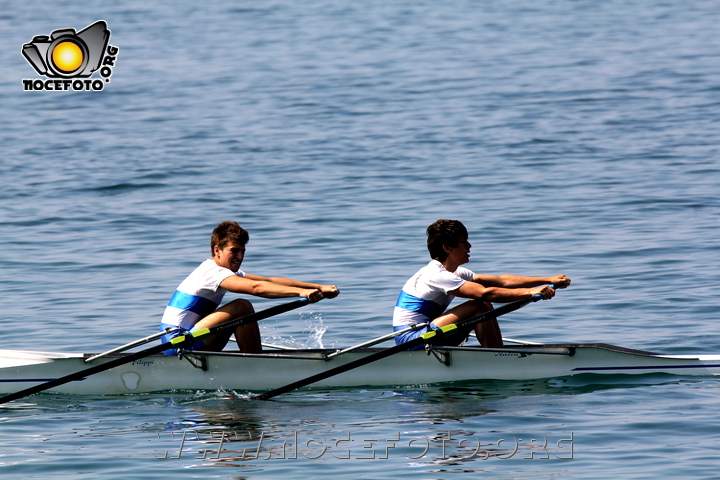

left=1, top=0, right=719, bottom=478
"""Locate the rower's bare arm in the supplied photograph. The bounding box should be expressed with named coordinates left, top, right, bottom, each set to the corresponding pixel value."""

left=245, top=274, right=340, bottom=298
left=220, top=275, right=324, bottom=302
left=451, top=281, right=556, bottom=302
left=472, top=273, right=570, bottom=289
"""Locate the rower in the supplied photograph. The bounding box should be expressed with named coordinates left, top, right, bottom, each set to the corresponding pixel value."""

left=392, top=219, right=570, bottom=350
left=159, top=221, right=340, bottom=355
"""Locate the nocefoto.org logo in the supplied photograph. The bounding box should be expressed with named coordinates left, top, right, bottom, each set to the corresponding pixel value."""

left=22, top=20, right=119, bottom=91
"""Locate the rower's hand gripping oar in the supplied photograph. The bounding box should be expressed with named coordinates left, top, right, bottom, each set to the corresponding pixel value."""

left=0, top=298, right=311, bottom=405
left=254, top=284, right=565, bottom=401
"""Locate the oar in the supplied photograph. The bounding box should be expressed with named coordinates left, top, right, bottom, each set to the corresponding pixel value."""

left=254, top=288, right=560, bottom=401
left=0, top=298, right=310, bottom=405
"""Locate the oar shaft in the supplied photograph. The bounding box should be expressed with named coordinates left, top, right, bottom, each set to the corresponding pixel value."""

left=0, top=298, right=310, bottom=405
left=185, top=298, right=310, bottom=346
left=255, top=290, right=555, bottom=401
left=85, top=327, right=181, bottom=363
left=0, top=345, right=168, bottom=404
left=255, top=341, right=412, bottom=400
left=457, top=296, right=534, bottom=330
left=324, top=323, right=429, bottom=360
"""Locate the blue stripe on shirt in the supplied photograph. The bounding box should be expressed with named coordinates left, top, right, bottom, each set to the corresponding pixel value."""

left=167, top=290, right=219, bottom=318
left=395, top=290, right=446, bottom=319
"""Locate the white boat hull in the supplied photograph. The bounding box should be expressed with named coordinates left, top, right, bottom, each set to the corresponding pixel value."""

left=1, top=344, right=720, bottom=396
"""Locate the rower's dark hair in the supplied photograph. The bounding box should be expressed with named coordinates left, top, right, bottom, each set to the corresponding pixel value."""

left=427, top=219, right=468, bottom=262
left=211, top=221, right=249, bottom=254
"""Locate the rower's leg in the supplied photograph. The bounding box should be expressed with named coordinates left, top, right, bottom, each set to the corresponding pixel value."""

left=474, top=316, right=502, bottom=348
left=224, top=299, right=261, bottom=353
left=235, top=319, right=261, bottom=353
left=192, top=299, right=261, bottom=353
left=432, top=300, right=503, bottom=348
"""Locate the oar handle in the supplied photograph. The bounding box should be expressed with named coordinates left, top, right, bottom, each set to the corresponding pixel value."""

left=531, top=283, right=566, bottom=301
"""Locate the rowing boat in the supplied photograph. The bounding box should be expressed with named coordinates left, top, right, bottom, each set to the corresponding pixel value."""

left=2, top=343, right=719, bottom=396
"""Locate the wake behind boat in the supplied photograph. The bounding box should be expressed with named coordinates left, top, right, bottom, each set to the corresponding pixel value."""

left=2, top=342, right=720, bottom=396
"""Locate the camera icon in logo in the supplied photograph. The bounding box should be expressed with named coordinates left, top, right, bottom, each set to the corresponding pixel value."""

left=22, top=21, right=110, bottom=78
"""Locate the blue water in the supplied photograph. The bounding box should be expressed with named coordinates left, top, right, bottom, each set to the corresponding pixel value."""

left=1, top=0, right=719, bottom=477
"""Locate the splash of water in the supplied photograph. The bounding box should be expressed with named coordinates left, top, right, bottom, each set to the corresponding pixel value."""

left=260, top=311, right=329, bottom=349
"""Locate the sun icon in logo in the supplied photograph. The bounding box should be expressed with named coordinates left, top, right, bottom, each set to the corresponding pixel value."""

left=51, top=41, right=85, bottom=73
